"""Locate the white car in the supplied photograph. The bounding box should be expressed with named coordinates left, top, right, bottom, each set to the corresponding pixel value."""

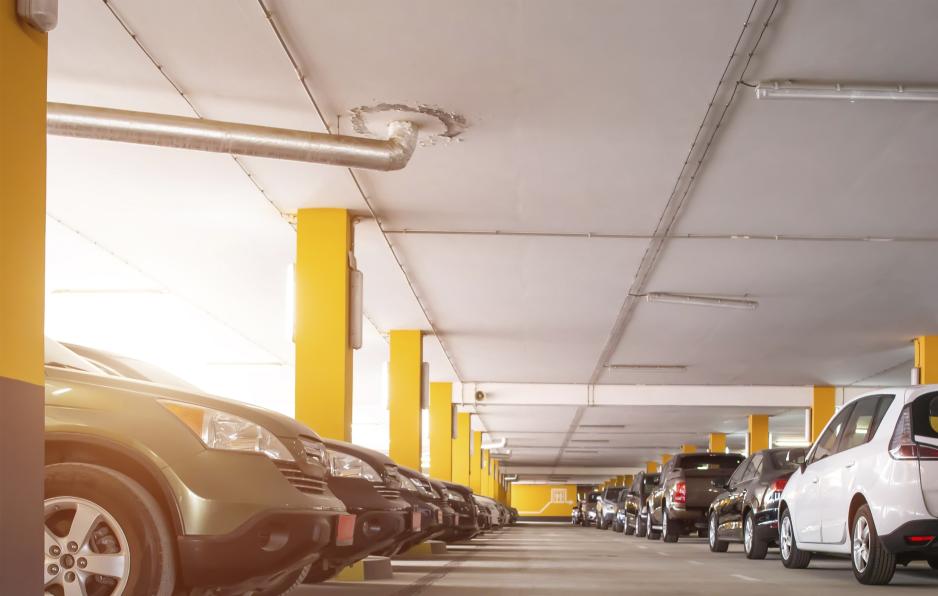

left=778, top=386, right=938, bottom=584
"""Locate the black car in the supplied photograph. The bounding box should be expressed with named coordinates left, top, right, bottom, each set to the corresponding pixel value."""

left=385, top=467, right=447, bottom=555
left=439, top=481, right=480, bottom=541
left=707, top=447, right=807, bottom=558
left=304, top=439, right=410, bottom=583
left=620, top=472, right=659, bottom=536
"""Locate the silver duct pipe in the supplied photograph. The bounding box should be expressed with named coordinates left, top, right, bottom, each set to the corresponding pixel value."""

left=46, top=102, right=417, bottom=171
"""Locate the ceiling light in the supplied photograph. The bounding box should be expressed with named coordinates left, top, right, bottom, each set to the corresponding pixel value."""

left=564, top=449, right=599, bottom=454
left=570, top=439, right=610, bottom=444
left=645, top=292, right=758, bottom=310
left=579, top=424, right=626, bottom=429
left=755, top=80, right=938, bottom=103
left=605, top=364, right=687, bottom=372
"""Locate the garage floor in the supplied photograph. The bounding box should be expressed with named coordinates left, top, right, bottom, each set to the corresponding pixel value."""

left=301, top=522, right=938, bottom=595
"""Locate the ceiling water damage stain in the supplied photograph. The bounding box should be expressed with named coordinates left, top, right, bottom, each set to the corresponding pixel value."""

left=349, top=103, right=468, bottom=147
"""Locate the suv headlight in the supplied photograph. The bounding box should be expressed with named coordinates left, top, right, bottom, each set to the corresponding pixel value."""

left=328, top=450, right=382, bottom=482
left=159, top=400, right=294, bottom=461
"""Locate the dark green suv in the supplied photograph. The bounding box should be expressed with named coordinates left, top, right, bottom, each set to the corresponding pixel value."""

left=43, top=339, right=348, bottom=595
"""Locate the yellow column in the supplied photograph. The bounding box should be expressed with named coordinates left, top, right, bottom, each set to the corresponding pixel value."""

left=914, top=336, right=937, bottom=384
left=388, top=330, right=423, bottom=469
left=681, top=444, right=697, bottom=454
left=709, top=432, right=726, bottom=453
left=452, top=412, right=471, bottom=485
left=645, top=461, right=658, bottom=473
left=811, top=386, right=836, bottom=442
left=480, top=450, right=491, bottom=497
left=623, top=474, right=633, bottom=487
left=1, top=6, right=47, bottom=594
left=469, top=430, right=482, bottom=493
left=661, top=453, right=672, bottom=467
left=295, top=208, right=353, bottom=440
left=748, top=414, right=769, bottom=455
left=429, top=382, right=453, bottom=481
left=615, top=475, right=626, bottom=486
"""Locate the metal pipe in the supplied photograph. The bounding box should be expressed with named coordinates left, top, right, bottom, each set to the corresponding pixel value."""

left=46, top=102, right=417, bottom=171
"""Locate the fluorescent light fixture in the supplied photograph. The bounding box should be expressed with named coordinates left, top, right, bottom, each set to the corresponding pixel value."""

left=755, top=80, right=938, bottom=103
left=579, top=424, right=626, bottom=429
left=605, top=364, right=687, bottom=372
left=481, top=437, right=507, bottom=450
left=645, top=292, right=758, bottom=310
left=503, top=474, right=518, bottom=482
left=564, top=449, right=600, bottom=454
left=571, top=439, right=610, bottom=444
left=51, top=387, right=71, bottom=396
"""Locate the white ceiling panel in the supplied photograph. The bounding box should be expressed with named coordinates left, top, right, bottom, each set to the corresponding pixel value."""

left=268, top=0, right=752, bottom=234
left=605, top=239, right=933, bottom=385
left=392, top=235, right=647, bottom=382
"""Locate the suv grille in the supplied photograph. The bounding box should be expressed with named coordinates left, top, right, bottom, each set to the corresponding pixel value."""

left=274, top=460, right=327, bottom=495
left=374, top=482, right=401, bottom=500
left=299, top=436, right=327, bottom=467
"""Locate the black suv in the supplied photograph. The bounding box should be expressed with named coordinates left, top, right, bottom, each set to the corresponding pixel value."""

left=621, top=472, right=660, bottom=536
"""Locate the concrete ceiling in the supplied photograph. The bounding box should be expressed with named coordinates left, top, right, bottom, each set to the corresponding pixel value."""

left=44, top=0, right=938, bottom=476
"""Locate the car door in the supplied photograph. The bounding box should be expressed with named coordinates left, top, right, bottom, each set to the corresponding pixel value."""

left=794, top=404, right=854, bottom=544
left=626, top=475, right=641, bottom=520
left=718, top=457, right=752, bottom=536
left=820, top=395, right=894, bottom=544
left=737, top=453, right=764, bottom=536
left=654, top=462, right=673, bottom=524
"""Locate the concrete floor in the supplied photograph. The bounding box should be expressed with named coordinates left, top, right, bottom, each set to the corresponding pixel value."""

left=299, top=522, right=938, bottom=595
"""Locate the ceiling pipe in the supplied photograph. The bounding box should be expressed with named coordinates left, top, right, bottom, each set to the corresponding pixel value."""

left=46, top=102, right=418, bottom=171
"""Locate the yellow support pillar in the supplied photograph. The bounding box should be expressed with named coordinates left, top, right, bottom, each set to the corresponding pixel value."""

left=682, top=444, right=697, bottom=454
left=914, top=336, right=937, bottom=384
left=1, top=6, right=47, bottom=593
left=645, top=461, right=658, bottom=473
left=481, top=450, right=491, bottom=497
left=469, top=430, right=482, bottom=493
left=429, top=382, right=453, bottom=481
left=452, top=412, right=471, bottom=485
left=748, top=414, right=769, bottom=455
left=616, top=475, right=626, bottom=487
left=709, top=432, right=726, bottom=453
left=661, top=453, right=672, bottom=467
left=811, top=386, right=836, bottom=442
left=388, top=330, right=423, bottom=469
left=295, top=208, right=353, bottom=440
left=623, top=474, right=633, bottom=487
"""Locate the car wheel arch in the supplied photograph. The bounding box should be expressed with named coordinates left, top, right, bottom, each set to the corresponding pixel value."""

left=848, top=493, right=870, bottom=533
left=45, top=434, right=184, bottom=536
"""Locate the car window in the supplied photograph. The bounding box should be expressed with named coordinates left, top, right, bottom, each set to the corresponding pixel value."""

left=643, top=474, right=659, bottom=492
left=629, top=475, right=642, bottom=494
left=743, top=453, right=763, bottom=481
left=769, top=448, right=806, bottom=471
left=839, top=396, right=894, bottom=453
left=45, top=338, right=105, bottom=374
left=910, top=391, right=938, bottom=439
left=677, top=454, right=745, bottom=470
left=808, top=404, right=854, bottom=464
left=727, top=456, right=752, bottom=487
left=867, top=395, right=896, bottom=439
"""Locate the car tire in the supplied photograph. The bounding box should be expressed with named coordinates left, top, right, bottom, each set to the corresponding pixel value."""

left=646, top=511, right=660, bottom=540
left=708, top=512, right=728, bottom=553
left=779, top=508, right=811, bottom=570
left=44, top=463, right=176, bottom=596
left=662, top=509, right=678, bottom=543
left=635, top=512, right=647, bottom=538
left=624, top=516, right=635, bottom=536
left=851, top=505, right=896, bottom=585
left=743, top=511, right=768, bottom=560
left=255, top=564, right=311, bottom=595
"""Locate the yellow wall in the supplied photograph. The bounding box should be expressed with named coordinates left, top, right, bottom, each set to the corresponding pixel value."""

left=510, top=484, right=577, bottom=517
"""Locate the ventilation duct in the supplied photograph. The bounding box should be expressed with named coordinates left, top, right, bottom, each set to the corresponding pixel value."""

left=46, top=102, right=417, bottom=171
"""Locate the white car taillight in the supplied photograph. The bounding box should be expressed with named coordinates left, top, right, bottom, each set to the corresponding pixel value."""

left=889, top=406, right=938, bottom=460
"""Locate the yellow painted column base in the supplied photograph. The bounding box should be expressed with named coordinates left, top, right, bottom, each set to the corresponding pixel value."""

left=333, top=556, right=393, bottom=582
left=402, top=540, right=447, bottom=557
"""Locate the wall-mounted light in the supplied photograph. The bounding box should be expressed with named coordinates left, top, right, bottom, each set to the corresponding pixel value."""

left=645, top=292, right=758, bottom=310
left=755, top=80, right=938, bottom=103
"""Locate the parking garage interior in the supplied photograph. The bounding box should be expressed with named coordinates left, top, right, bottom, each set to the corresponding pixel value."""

left=3, top=0, right=938, bottom=594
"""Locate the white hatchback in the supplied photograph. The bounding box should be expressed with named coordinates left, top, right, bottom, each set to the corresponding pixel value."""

left=778, top=386, right=938, bottom=584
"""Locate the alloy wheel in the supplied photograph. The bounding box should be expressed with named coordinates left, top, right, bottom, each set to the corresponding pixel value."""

left=853, top=516, right=870, bottom=574
left=662, top=510, right=668, bottom=539
left=780, top=514, right=793, bottom=560
left=44, top=496, right=130, bottom=595
left=709, top=514, right=717, bottom=548
left=744, top=515, right=753, bottom=554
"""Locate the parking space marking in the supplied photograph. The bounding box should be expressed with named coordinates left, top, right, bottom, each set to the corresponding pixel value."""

left=656, top=551, right=670, bottom=557
left=688, top=560, right=703, bottom=565
left=637, top=545, right=648, bottom=550
left=731, top=574, right=762, bottom=582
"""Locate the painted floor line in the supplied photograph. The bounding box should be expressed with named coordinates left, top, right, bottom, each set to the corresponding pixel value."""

left=731, top=574, right=762, bottom=582
left=688, top=560, right=703, bottom=565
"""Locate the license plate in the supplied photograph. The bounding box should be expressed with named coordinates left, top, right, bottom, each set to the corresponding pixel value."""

left=412, top=511, right=422, bottom=532
left=335, top=514, right=356, bottom=546
left=437, top=509, right=443, bottom=524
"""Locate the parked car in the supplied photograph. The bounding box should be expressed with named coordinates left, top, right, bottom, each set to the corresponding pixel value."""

left=305, top=439, right=410, bottom=582
left=473, top=495, right=492, bottom=531
left=707, top=447, right=806, bottom=558
left=583, top=491, right=601, bottom=526
left=476, top=495, right=504, bottom=529
left=43, top=338, right=348, bottom=595
left=416, top=474, right=460, bottom=536
left=621, top=472, right=660, bottom=537
left=571, top=500, right=584, bottom=525
left=647, top=452, right=745, bottom=542
left=779, top=388, right=938, bottom=584
left=596, top=486, right=625, bottom=529
left=439, top=482, right=480, bottom=541
left=508, top=506, right=519, bottom=525
left=386, top=467, right=446, bottom=555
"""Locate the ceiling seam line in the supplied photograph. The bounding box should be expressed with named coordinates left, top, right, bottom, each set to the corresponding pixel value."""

left=47, top=213, right=287, bottom=365
left=101, top=0, right=292, bottom=231
left=586, top=0, right=781, bottom=386
left=256, top=0, right=464, bottom=383
left=381, top=230, right=938, bottom=243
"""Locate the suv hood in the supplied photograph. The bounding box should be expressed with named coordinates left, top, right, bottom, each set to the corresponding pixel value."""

left=47, top=366, right=321, bottom=442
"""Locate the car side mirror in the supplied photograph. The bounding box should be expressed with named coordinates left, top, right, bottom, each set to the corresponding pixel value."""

left=711, top=479, right=727, bottom=489
left=796, top=454, right=807, bottom=473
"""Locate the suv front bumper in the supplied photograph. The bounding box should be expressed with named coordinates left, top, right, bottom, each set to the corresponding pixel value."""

left=178, top=509, right=338, bottom=589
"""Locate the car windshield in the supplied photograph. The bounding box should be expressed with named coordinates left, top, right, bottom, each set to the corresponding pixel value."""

left=677, top=454, right=744, bottom=470
left=604, top=487, right=623, bottom=499
left=44, top=338, right=104, bottom=374
left=586, top=493, right=600, bottom=503
left=643, top=475, right=659, bottom=489
left=769, top=448, right=806, bottom=471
